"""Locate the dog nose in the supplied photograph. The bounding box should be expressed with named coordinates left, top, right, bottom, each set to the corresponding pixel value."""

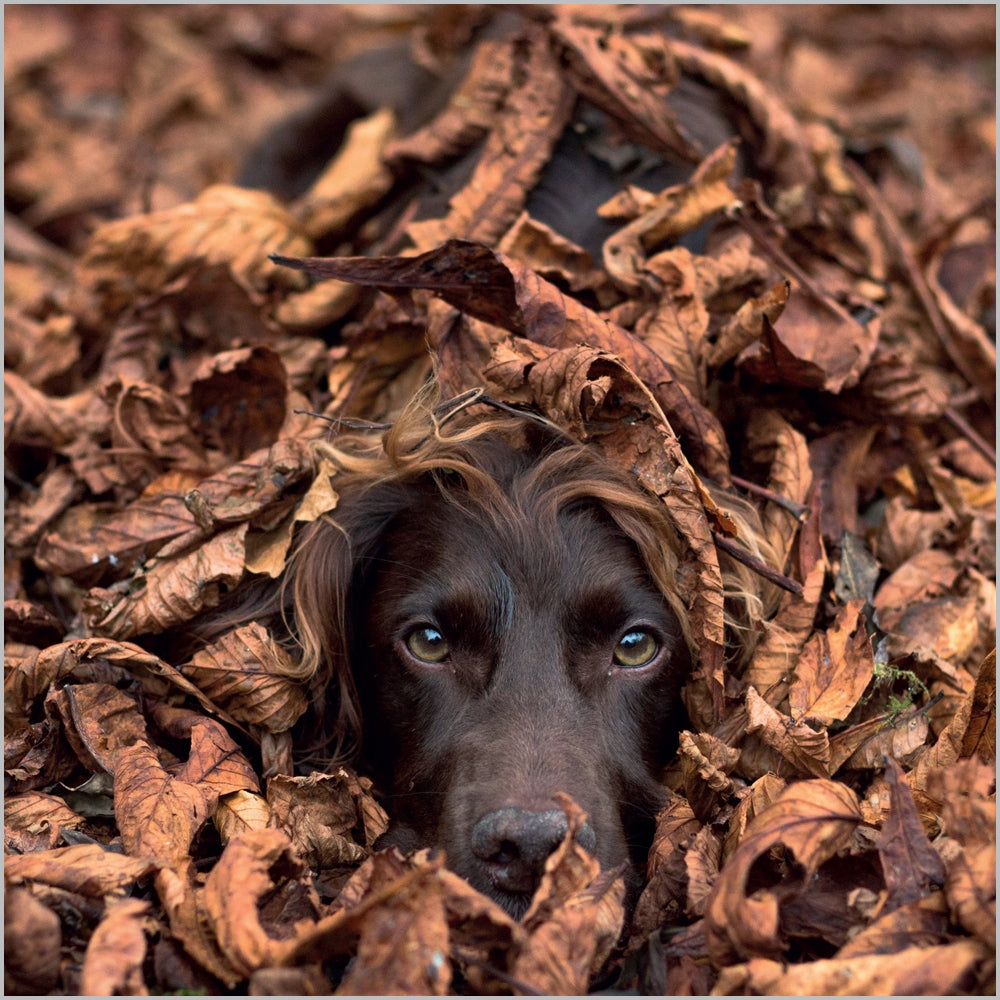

left=471, top=806, right=597, bottom=894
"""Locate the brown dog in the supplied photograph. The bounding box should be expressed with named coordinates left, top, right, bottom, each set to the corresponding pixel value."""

left=249, top=395, right=775, bottom=916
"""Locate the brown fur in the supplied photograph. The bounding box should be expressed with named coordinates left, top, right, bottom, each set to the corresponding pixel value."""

left=229, top=395, right=779, bottom=914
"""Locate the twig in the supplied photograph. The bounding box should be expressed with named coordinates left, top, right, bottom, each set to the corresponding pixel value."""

left=712, top=531, right=804, bottom=597
left=730, top=474, right=810, bottom=521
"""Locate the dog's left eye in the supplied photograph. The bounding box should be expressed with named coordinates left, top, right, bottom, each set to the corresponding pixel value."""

left=406, top=626, right=451, bottom=663
left=613, top=630, right=658, bottom=668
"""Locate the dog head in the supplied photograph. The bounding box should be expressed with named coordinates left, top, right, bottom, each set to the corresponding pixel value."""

left=284, top=400, right=771, bottom=915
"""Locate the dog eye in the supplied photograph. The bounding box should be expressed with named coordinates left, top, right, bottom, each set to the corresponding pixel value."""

left=405, top=627, right=450, bottom=663
left=613, top=630, right=658, bottom=668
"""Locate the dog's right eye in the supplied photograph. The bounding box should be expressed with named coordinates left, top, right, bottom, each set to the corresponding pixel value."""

left=405, top=627, right=450, bottom=663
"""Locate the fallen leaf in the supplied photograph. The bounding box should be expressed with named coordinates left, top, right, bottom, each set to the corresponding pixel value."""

left=789, top=598, right=876, bottom=725
left=79, top=898, right=151, bottom=997
left=114, top=740, right=213, bottom=866
left=202, top=827, right=321, bottom=981
left=745, top=685, right=832, bottom=778
left=180, top=621, right=310, bottom=733
left=3, top=888, right=62, bottom=995
left=87, top=523, right=248, bottom=639
left=5, top=843, right=156, bottom=897
left=876, top=757, right=947, bottom=910
left=704, top=778, right=861, bottom=965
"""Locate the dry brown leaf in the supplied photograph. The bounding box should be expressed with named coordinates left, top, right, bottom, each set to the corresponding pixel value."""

left=522, top=793, right=601, bottom=930
left=3, top=887, right=62, bottom=995
left=498, top=211, right=607, bottom=296
left=877, top=757, right=947, bottom=910
left=678, top=730, right=741, bottom=822
left=384, top=39, right=512, bottom=167
left=550, top=15, right=698, bottom=163
left=745, top=685, right=832, bottom=778
left=114, top=739, right=213, bottom=866
left=188, top=347, right=289, bottom=462
left=180, top=622, right=310, bottom=733
left=103, top=377, right=212, bottom=489
left=214, top=789, right=271, bottom=844
left=87, top=523, right=248, bottom=639
left=668, top=37, right=815, bottom=190
left=4, top=637, right=227, bottom=733
left=151, top=704, right=260, bottom=797
left=76, top=184, right=310, bottom=318
left=4, top=843, right=156, bottom=897
left=721, top=773, right=787, bottom=866
left=266, top=770, right=389, bottom=869
left=828, top=706, right=930, bottom=773
left=3, top=790, right=85, bottom=853
left=684, top=823, right=723, bottom=918
left=513, top=868, right=625, bottom=996
left=603, top=140, right=741, bottom=292
left=53, top=682, right=149, bottom=774
left=407, top=28, right=574, bottom=252
left=739, top=293, right=880, bottom=393
left=704, top=778, right=861, bottom=965
left=291, top=106, right=396, bottom=241
left=744, top=407, right=813, bottom=565
left=79, top=898, right=151, bottom=997
left=202, top=827, right=321, bottom=981
left=835, top=892, right=949, bottom=958
left=705, top=279, right=790, bottom=368
left=789, top=598, right=875, bottom=726
left=720, top=940, right=989, bottom=996
left=632, top=246, right=711, bottom=400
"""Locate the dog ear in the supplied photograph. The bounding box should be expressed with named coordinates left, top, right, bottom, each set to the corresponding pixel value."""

left=289, top=480, right=416, bottom=761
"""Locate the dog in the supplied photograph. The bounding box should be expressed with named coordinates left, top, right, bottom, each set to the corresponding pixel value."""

left=246, top=392, right=776, bottom=917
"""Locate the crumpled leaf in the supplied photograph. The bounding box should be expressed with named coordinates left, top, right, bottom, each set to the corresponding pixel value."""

left=745, top=685, right=832, bottom=778
left=876, top=756, right=947, bottom=910
left=406, top=28, right=574, bottom=252
left=704, top=778, right=861, bottom=965
left=716, top=941, right=988, bottom=996
left=114, top=739, right=213, bottom=867
left=602, top=139, right=741, bottom=291
left=86, top=523, right=248, bottom=639
left=76, top=184, right=310, bottom=318
left=739, top=294, right=880, bottom=394
left=789, top=598, right=875, bottom=725
left=3, top=887, right=62, bottom=995
left=79, top=898, right=151, bottom=997
left=179, top=621, right=310, bottom=733
left=201, top=827, right=321, bottom=982
left=4, top=843, right=156, bottom=897
left=266, top=769, right=389, bottom=869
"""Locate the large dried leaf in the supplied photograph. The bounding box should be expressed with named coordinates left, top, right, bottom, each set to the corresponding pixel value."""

left=789, top=598, right=875, bottom=725
left=180, top=622, right=310, bottom=733
left=266, top=770, right=389, bottom=869
left=704, top=779, right=861, bottom=965
left=202, top=828, right=321, bottom=981
left=3, top=887, right=62, bottom=995
left=5, top=843, right=156, bottom=896
left=79, top=899, right=151, bottom=997
left=876, top=757, right=947, bottom=910
left=114, top=739, right=213, bottom=866
left=87, top=523, right=248, bottom=639
left=76, top=184, right=310, bottom=317
left=406, top=28, right=574, bottom=252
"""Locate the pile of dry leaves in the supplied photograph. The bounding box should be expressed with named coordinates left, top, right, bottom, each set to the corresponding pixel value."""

left=4, top=6, right=995, bottom=996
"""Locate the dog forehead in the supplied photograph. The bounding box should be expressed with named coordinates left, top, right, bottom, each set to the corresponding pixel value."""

left=379, top=492, right=648, bottom=599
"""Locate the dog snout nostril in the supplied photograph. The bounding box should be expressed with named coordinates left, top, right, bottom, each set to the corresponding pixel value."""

left=471, top=807, right=596, bottom=894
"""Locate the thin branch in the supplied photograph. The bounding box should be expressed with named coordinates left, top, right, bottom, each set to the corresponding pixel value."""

left=713, top=531, right=804, bottom=597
